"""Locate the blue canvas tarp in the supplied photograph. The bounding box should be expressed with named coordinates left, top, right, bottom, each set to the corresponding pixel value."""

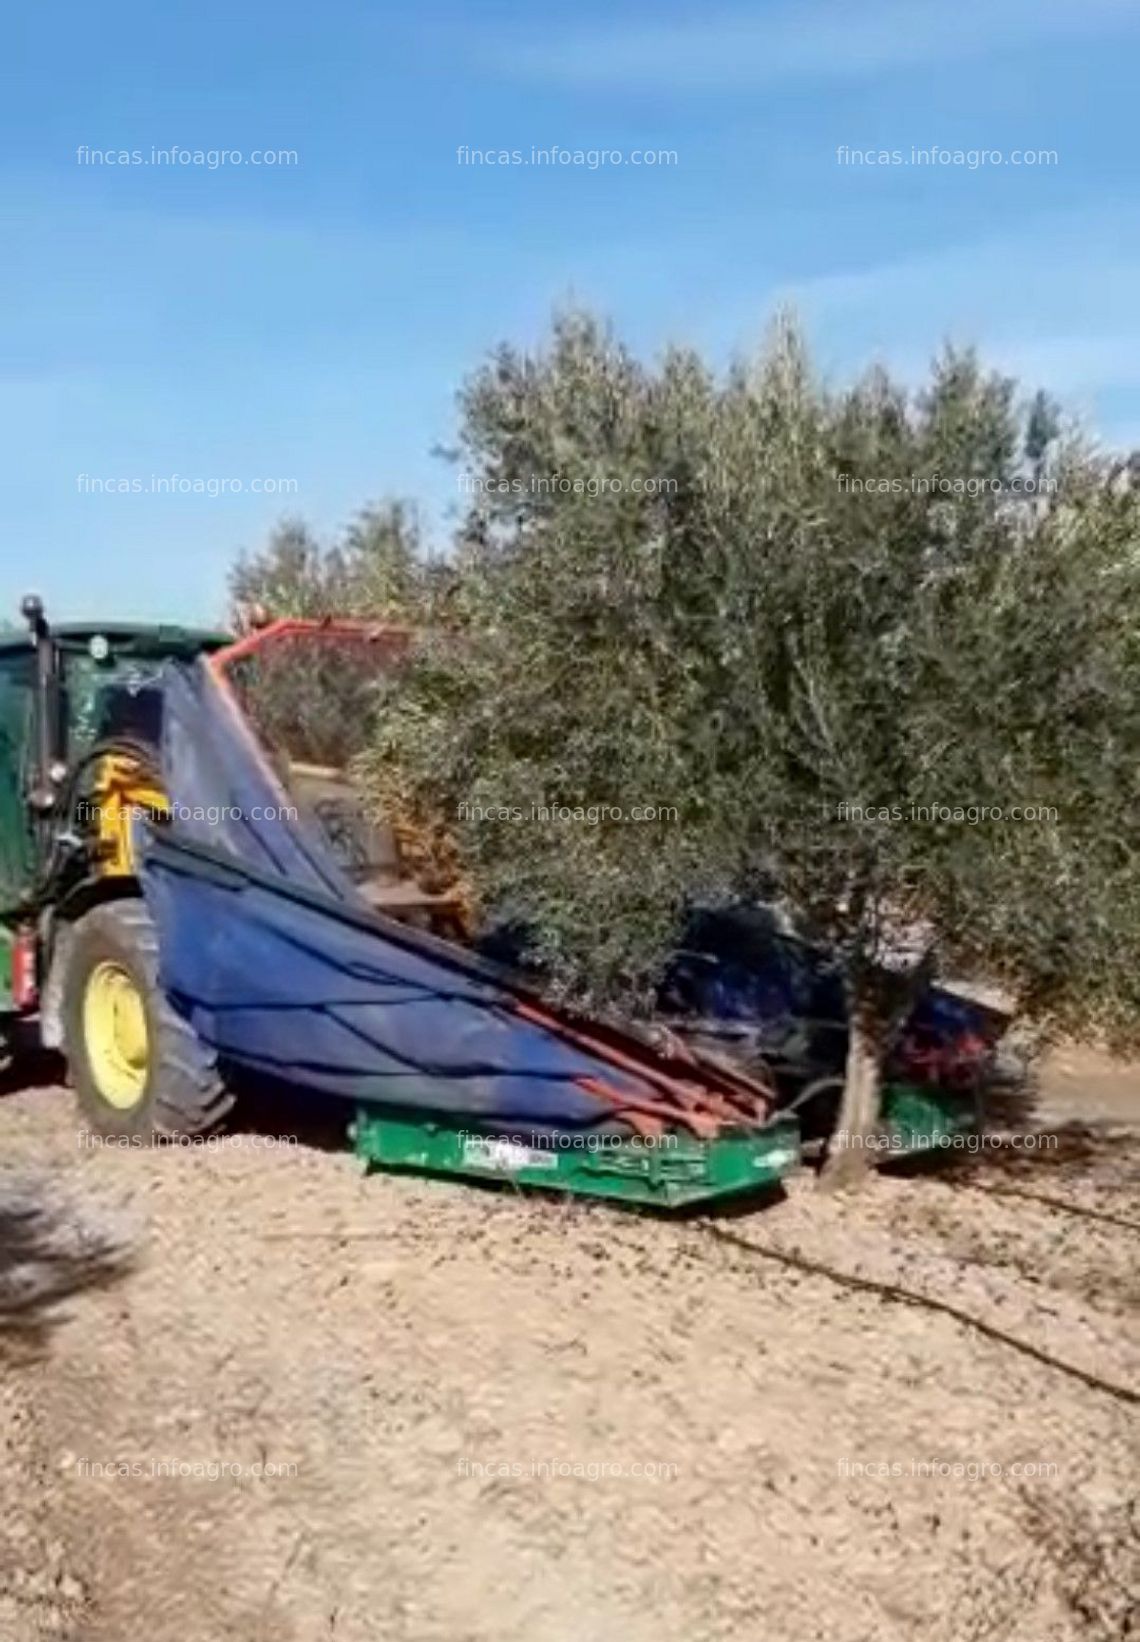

left=137, top=660, right=660, bottom=1126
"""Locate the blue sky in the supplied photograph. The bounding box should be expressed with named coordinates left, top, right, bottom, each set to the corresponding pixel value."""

left=2, top=0, right=1138, bottom=623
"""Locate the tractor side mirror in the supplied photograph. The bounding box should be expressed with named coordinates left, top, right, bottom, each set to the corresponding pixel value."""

left=20, top=593, right=47, bottom=637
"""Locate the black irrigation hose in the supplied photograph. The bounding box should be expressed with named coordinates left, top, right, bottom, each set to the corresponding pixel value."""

left=703, top=1223, right=1140, bottom=1409
left=959, top=1182, right=1140, bottom=1234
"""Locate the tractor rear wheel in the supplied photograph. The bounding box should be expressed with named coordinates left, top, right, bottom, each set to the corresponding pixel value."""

left=62, top=898, right=233, bottom=1139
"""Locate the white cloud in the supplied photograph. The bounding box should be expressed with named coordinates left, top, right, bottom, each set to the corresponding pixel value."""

left=502, top=0, right=1138, bottom=89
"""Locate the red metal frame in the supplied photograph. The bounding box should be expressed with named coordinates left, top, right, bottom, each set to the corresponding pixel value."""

left=11, top=925, right=38, bottom=1012
left=209, top=616, right=412, bottom=677
left=514, top=999, right=774, bottom=1136
left=205, top=616, right=413, bottom=822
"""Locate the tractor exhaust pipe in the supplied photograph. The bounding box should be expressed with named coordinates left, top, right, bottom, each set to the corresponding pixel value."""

left=20, top=593, right=61, bottom=814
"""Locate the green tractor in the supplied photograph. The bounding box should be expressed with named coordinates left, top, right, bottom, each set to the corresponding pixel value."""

left=0, top=597, right=233, bottom=1138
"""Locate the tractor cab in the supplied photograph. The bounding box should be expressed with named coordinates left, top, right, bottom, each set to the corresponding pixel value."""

left=0, top=597, right=230, bottom=927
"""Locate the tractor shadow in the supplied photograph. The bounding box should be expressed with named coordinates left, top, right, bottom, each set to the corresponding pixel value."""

left=0, top=1037, right=68, bottom=1101
left=224, top=1069, right=353, bottom=1155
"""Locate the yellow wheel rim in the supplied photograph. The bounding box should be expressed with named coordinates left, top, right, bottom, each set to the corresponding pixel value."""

left=83, top=961, right=150, bottom=1109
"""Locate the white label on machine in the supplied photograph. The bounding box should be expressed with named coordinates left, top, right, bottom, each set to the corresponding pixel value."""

left=463, top=1138, right=560, bottom=1172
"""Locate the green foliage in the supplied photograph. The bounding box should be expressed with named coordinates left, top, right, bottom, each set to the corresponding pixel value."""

left=229, top=502, right=431, bottom=622
left=360, top=310, right=1140, bottom=1052
left=226, top=503, right=435, bottom=765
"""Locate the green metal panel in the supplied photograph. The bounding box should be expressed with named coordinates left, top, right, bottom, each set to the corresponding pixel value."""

left=0, top=646, right=36, bottom=916
left=0, top=923, right=14, bottom=1011
left=351, top=1108, right=801, bottom=1208
left=880, top=1083, right=979, bottom=1155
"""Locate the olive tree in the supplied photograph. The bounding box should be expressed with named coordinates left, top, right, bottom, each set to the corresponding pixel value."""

left=359, top=311, right=1140, bottom=1183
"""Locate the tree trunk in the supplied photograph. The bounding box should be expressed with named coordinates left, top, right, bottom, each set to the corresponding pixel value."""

left=820, top=1000, right=885, bottom=1191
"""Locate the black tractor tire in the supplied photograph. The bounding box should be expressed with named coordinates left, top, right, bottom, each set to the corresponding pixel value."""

left=61, top=898, right=233, bottom=1139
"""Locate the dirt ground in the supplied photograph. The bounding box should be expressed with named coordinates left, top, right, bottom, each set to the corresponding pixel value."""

left=2, top=1051, right=1137, bottom=1642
